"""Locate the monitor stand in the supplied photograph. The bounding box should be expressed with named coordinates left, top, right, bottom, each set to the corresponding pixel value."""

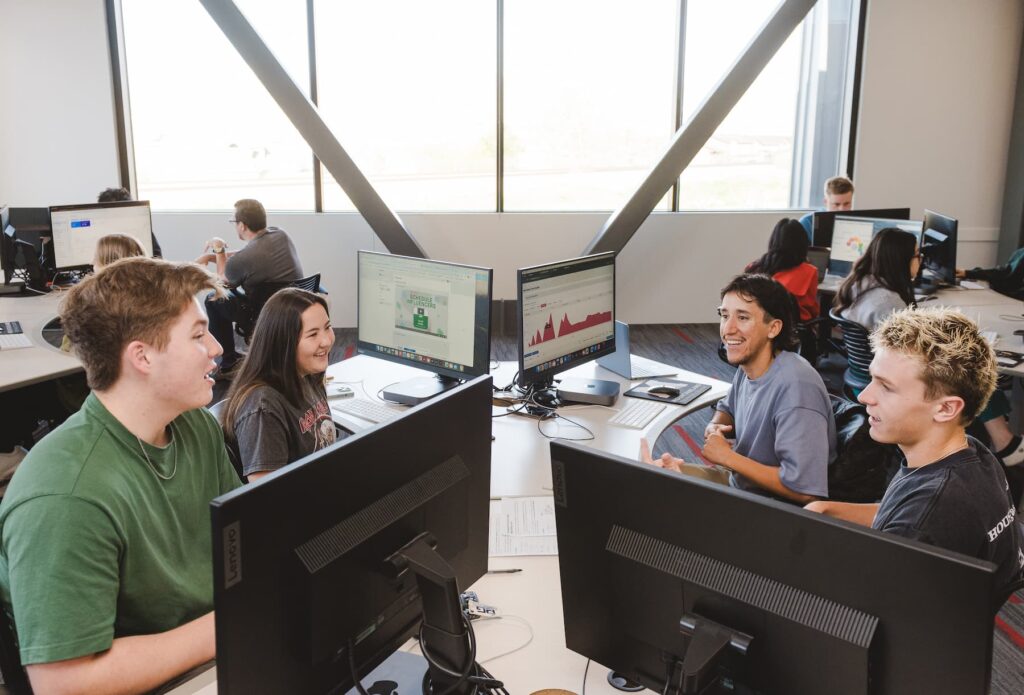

left=383, top=375, right=461, bottom=406
left=0, top=281, right=26, bottom=296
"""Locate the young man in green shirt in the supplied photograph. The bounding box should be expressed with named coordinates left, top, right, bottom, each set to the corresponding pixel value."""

left=0, top=257, right=242, bottom=694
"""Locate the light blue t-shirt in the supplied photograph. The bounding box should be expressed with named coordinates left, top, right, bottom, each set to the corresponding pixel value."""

left=799, top=211, right=817, bottom=242
left=716, top=350, right=834, bottom=498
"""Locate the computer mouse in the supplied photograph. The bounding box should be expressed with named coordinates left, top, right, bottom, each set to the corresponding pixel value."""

left=647, top=385, right=681, bottom=398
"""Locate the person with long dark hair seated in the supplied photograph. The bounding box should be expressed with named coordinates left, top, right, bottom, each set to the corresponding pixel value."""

left=835, top=228, right=1024, bottom=466
left=746, top=218, right=820, bottom=324
left=833, top=227, right=918, bottom=331
left=220, top=288, right=340, bottom=481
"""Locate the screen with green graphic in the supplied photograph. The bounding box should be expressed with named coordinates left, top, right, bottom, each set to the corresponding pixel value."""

left=358, top=251, right=492, bottom=380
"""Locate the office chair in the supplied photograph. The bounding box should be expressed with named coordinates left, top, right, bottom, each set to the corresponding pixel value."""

left=233, top=273, right=322, bottom=344
left=827, top=395, right=900, bottom=502
left=828, top=309, right=873, bottom=398
left=0, top=604, right=31, bottom=694
left=207, top=400, right=244, bottom=482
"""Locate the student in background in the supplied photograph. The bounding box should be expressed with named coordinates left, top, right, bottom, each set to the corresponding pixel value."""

left=833, top=227, right=918, bottom=334
left=97, top=186, right=162, bottom=258
left=798, top=175, right=855, bottom=240
left=806, top=308, right=1024, bottom=597
left=957, top=247, right=1024, bottom=300
left=0, top=258, right=241, bottom=694
left=93, top=233, right=145, bottom=272
left=194, top=198, right=304, bottom=375
left=220, top=288, right=340, bottom=481
left=835, top=229, right=1024, bottom=465
left=642, top=274, right=835, bottom=504
left=746, top=218, right=819, bottom=324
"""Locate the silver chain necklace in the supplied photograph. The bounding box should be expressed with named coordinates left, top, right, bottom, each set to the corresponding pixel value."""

left=135, top=425, right=178, bottom=481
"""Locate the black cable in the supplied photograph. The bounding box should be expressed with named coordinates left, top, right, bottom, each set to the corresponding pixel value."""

left=536, top=411, right=595, bottom=442
left=582, top=658, right=591, bottom=695
left=347, top=639, right=371, bottom=695
left=418, top=613, right=478, bottom=695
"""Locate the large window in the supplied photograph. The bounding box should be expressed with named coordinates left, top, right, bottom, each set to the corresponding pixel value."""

left=119, top=0, right=860, bottom=212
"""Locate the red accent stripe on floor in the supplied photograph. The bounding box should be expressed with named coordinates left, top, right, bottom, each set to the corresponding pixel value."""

left=673, top=425, right=711, bottom=465
left=343, top=345, right=355, bottom=360
left=996, top=615, right=1024, bottom=650
left=671, top=326, right=694, bottom=344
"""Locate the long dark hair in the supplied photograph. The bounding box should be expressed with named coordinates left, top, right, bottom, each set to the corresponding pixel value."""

left=834, top=227, right=917, bottom=313
left=746, top=218, right=809, bottom=276
left=221, top=288, right=330, bottom=442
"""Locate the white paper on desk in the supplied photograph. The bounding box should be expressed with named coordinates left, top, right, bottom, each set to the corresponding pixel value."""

left=488, top=496, right=558, bottom=556
left=960, top=281, right=986, bottom=290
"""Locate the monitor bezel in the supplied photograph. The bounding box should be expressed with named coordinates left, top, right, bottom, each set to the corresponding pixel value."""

left=516, top=252, right=617, bottom=387
left=812, top=207, right=911, bottom=248
left=356, top=250, right=494, bottom=381
left=47, top=200, right=154, bottom=272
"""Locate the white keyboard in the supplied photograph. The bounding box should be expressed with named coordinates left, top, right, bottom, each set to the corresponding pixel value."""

left=331, top=398, right=403, bottom=424
left=0, top=334, right=32, bottom=350
left=609, top=399, right=666, bottom=429
left=629, top=358, right=677, bottom=379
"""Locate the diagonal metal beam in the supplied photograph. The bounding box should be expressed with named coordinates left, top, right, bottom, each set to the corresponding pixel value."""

left=198, top=0, right=426, bottom=258
left=584, top=0, right=817, bottom=256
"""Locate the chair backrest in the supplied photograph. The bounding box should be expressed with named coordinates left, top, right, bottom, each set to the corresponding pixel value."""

left=829, top=309, right=873, bottom=392
left=207, top=399, right=244, bottom=481
left=0, top=605, right=32, bottom=694
left=236, top=273, right=322, bottom=342
left=827, top=395, right=900, bottom=503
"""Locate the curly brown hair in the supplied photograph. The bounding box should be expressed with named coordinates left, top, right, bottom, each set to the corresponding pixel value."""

left=60, top=257, right=224, bottom=391
left=871, top=307, right=997, bottom=425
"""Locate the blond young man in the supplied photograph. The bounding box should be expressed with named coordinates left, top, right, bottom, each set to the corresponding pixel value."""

left=798, top=175, right=855, bottom=239
left=0, top=258, right=242, bottom=694
left=806, top=307, right=1024, bottom=595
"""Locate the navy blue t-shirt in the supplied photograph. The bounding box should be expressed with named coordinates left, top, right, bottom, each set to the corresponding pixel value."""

left=873, top=437, right=1024, bottom=596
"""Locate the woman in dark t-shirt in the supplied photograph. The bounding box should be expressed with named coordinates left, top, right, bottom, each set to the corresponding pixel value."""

left=219, top=288, right=339, bottom=481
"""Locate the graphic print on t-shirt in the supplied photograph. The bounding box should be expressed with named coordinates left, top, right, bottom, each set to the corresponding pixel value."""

left=299, top=399, right=336, bottom=452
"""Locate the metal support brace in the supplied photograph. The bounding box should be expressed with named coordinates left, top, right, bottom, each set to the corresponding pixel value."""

left=198, top=0, right=426, bottom=258
left=583, top=0, right=817, bottom=256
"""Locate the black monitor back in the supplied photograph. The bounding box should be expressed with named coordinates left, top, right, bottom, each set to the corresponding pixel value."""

left=920, top=210, right=958, bottom=286
left=211, top=376, right=493, bottom=694
left=551, top=441, right=996, bottom=695
left=813, top=208, right=910, bottom=248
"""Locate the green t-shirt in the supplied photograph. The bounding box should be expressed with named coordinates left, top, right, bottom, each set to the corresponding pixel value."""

left=0, top=393, right=241, bottom=665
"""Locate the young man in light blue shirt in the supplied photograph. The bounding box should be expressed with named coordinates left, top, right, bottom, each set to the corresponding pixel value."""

left=643, top=274, right=835, bottom=503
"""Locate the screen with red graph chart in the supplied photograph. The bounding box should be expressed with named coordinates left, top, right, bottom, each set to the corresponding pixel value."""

left=518, top=253, right=615, bottom=378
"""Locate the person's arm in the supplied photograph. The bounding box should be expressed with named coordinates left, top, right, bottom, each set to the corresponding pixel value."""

left=804, top=500, right=879, bottom=526
left=25, top=613, right=214, bottom=695
left=702, top=434, right=817, bottom=504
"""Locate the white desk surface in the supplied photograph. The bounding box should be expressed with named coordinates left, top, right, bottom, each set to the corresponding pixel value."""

left=917, top=287, right=1024, bottom=377
left=0, top=292, right=81, bottom=392
left=325, top=355, right=731, bottom=499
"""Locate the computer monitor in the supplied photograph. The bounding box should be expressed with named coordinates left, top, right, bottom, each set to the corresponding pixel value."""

left=357, top=251, right=493, bottom=405
left=211, top=376, right=493, bottom=694
left=919, top=210, right=959, bottom=288
left=828, top=215, right=923, bottom=276
left=812, top=208, right=911, bottom=248
left=0, top=206, right=13, bottom=284
left=48, top=201, right=154, bottom=272
left=516, top=252, right=617, bottom=404
left=551, top=441, right=997, bottom=695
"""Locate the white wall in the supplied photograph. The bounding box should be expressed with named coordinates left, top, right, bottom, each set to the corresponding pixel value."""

left=0, top=0, right=120, bottom=206
left=853, top=0, right=1024, bottom=269
left=2, top=1, right=1022, bottom=326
